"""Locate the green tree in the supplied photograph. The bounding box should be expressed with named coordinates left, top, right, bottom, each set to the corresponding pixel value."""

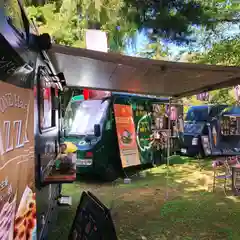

left=193, top=37, right=240, bottom=66
left=26, top=2, right=86, bottom=47
left=186, top=37, right=240, bottom=105
left=25, top=0, right=138, bottom=51
left=122, top=0, right=240, bottom=43
left=25, top=0, right=240, bottom=50
left=209, top=88, right=235, bottom=105
left=137, top=40, right=169, bottom=60
left=26, top=0, right=139, bottom=52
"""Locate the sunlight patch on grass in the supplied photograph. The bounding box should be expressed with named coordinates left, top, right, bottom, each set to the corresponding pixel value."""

left=52, top=158, right=240, bottom=240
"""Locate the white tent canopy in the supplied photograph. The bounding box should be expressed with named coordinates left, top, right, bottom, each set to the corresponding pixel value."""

left=48, top=44, right=240, bottom=98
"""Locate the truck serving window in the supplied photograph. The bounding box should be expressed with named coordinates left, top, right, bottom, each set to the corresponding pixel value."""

left=39, top=74, right=56, bottom=130
left=64, top=100, right=109, bottom=136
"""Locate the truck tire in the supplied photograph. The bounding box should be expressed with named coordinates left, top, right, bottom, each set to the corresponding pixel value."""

left=102, top=164, right=119, bottom=182
left=197, top=145, right=205, bottom=159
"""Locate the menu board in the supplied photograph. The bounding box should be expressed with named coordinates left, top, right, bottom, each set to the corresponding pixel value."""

left=114, top=104, right=140, bottom=168
left=151, top=104, right=168, bottom=130
left=220, top=116, right=240, bottom=136
left=69, top=191, right=117, bottom=240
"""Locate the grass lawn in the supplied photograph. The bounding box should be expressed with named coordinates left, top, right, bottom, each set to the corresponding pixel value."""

left=50, top=158, right=240, bottom=240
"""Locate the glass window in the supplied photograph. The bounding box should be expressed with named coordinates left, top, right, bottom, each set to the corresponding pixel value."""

left=39, top=75, right=55, bottom=130
left=184, top=123, right=204, bottom=134
left=64, top=99, right=109, bottom=136
left=4, top=0, right=25, bottom=37
left=185, top=107, right=209, bottom=122
left=209, top=105, right=227, bottom=118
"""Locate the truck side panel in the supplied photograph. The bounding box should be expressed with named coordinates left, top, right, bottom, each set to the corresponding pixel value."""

left=1, top=4, right=61, bottom=239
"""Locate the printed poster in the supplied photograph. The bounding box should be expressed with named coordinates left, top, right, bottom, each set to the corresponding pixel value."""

left=114, top=104, right=140, bottom=168
left=0, top=81, right=36, bottom=240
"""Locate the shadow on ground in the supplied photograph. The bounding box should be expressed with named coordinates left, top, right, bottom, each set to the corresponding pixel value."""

left=50, top=158, right=240, bottom=240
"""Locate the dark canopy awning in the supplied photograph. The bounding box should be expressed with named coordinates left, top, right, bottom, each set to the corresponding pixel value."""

left=48, top=44, right=240, bottom=98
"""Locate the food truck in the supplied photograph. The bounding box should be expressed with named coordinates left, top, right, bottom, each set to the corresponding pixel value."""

left=180, top=105, right=227, bottom=157
left=63, top=89, right=183, bottom=180
left=0, top=2, right=79, bottom=239
left=200, top=106, right=240, bottom=157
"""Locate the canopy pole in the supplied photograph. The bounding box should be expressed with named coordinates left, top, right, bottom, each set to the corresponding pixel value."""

left=165, top=97, right=172, bottom=201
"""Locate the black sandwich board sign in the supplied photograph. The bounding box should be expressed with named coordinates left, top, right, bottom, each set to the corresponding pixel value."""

left=69, top=191, right=118, bottom=240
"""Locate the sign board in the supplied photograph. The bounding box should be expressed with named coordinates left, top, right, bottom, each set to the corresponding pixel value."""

left=85, top=30, right=108, bottom=52
left=114, top=104, right=140, bottom=168
left=0, top=81, right=36, bottom=239
left=69, top=191, right=117, bottom=240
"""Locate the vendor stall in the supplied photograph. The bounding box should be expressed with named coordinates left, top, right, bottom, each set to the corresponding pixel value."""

left=202, top=106, right=240, bottom=157
left=48, top=43, right=240, bottom=200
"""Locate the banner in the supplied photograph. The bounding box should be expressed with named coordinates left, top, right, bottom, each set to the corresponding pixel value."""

left=0, top=81, right=36, bottom=239
left=114, top=104, right=140, bottom=168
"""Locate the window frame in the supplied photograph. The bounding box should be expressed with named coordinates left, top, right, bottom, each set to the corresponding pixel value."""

left=37, top=66, right=57, bottom=134
left=4, top=0, right=27, bottom=40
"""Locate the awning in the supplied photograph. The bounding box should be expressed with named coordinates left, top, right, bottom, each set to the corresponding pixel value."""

left=48, top=44, right=240, bottom=98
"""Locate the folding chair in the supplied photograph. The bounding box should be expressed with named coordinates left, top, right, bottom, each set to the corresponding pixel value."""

left=231, top=163, right=240, bottom=196
left=212, top=158, right=234, bottom=196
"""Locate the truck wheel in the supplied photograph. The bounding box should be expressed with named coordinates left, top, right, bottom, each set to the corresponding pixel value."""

left=102, top=165, right=118, bottom=182
left=197, top=146, right=205, bottom=159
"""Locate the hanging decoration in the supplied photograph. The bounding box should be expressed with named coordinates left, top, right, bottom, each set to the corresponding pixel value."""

left=196, top=92, right=209, bottom=101
left=234, top=85, right=240, bottom=103
left=165, top=105, right=177, bottom=120
left=170, top=106, right=177, bottom=121
left=165, top=105, right=169, bottom=115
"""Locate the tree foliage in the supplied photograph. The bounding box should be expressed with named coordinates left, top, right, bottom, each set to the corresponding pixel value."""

left=122, top=0, right=240, bottom=44
left=184, top=36, right=240, bottom=105
left=193, top=37, right=240, bottom=66
left=24, top=0, right=240, bottom=50
left=24, top=0, right=240, bottom=105
left=25, top=0, right=138, bottom=51
left=137, top=41, right=169, bottom=60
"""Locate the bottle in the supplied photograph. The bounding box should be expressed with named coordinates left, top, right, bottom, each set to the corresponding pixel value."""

left=212, top=126, right=217, bottom=146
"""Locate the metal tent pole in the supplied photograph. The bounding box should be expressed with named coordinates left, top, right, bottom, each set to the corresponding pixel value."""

left=165, top=97, right=172, bottom=201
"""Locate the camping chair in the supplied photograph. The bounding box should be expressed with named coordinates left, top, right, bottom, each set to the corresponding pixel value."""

left=212, top=157, right=239, bottom=196
left=212, top=158, right=232, bottom=195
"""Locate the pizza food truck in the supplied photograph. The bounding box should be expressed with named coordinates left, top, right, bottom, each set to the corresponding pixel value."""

left=0, top=2, right=78, bottom=239
left=180, top=105, right=227, bottom=157
left=1, top=2, right=119, bottom=239
left=62, top=89, right=183, bottom=180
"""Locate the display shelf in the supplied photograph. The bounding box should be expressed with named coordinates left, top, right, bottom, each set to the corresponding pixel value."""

left=221, top=116, right=240, bottom=136
left=41, top=153, right=76, bottom=185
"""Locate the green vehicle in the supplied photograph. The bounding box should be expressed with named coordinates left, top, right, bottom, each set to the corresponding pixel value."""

left=62, top=90, right=183, bottom=181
